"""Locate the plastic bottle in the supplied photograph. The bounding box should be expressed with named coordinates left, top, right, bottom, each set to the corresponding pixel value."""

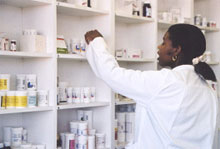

left=143, top=1, right=152, bottom=17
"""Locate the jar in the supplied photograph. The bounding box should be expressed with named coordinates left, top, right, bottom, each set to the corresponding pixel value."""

left=16, top=74, right=26, bottom=91
left=27, top=91, right=37, bottom=107
left=194, top=14, right=201, bottom=26
left=15, top=91, right=27, bottom=109
left=37, top=90, right=48, bottom=107
left=143, top=1, right=152, bottom=17
left=10, top=40, right=16, bottom=51
left=0, top=74, right=10, bottom=91
left=6, top=91, right=16, bottom=109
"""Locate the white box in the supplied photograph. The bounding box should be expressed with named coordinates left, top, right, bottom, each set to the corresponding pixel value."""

left=20, top=35, right=46, bottom=52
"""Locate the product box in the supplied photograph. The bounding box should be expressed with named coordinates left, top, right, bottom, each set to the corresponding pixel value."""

left=20, top=35, right=46, bottom=52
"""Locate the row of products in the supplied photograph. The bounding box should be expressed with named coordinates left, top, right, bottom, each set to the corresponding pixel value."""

left=0, top=90, right=49, bottom=109
left=58, top=82, right=96, bottom=104
left=0, top=30, right=46, bottom=53
left=115, top=48, right=143, bottom=59
left=116, top=0, right=152, bottom=17
left=2, top=127, right=46, bottom=149
left=57, top=110, right=106, bottom=149
left=158, top=8, right=190, bottom=24
left=194, top=14, right=217, bottom=28
left=65, top=0, right=97, bottom=8
left=115, top=112, right=135, bottom=144
left=57, top=36, right=86, bottom=56
left=0, top=74, right=38, bottom=91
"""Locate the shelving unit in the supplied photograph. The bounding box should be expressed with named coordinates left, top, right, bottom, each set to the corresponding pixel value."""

left=57, top=2, right=109, bottom=16
left=0, top=107, right=54, bottom=115
left=1, top=0, right=219, bottom=148
left=57, top=102, right=110, bottom=110
left=115, top=11, right=154, bottom=24
left=0, top=51, right=53, bottom=58
left=57, top=53, right=86, bottom=60
left=115, top=101, right=136, bottom=106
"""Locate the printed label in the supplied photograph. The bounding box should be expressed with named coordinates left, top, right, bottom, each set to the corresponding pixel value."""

left=16, top=96, right=27, bottom=107
left=6, top=96, right=16, bottom=107
left=0, top=79, right=8, bottom=90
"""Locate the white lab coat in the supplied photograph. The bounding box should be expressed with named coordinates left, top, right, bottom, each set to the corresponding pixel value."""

left=86, top=37, right=218, bottom=149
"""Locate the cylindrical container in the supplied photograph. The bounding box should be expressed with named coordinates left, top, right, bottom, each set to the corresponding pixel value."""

left=4, top=142, right=11, bottom=148
left=88, top=135, right=95, bottom=149
left=37, top=90, right=48, bottom=107
left=202, top=17, right=207, bottom=27
left=3, top=127, right=11, bottom=144
left=95, top=133, right=105, bottom=149
left=125, top=112, right=135, bottom=142
left=22, top=129, right=28, bottom=143
left=0, top=143, right=3, bottom=149
left=82, top=87, right=90, bottom=103
left=77, top=121, right=88, bottom=136
left=77, top=136, right=87, bottom=149
left=115, top=119, right=118, bottom=143
left=26, top=74, right=37, bottom=91
left=70, top=121, right=78, bottom=135
left=90, top=87, right=96, bottom=102
left=67, top=87, right=73, bottom=104
left=0, top=74, right=10, bottom=91
left=60, top=133, right=66, bottom=149
left=0, top=91, right=6, bottom=109
left=65, top=133, right=75, bottom=149
left=88, top=129, right=96, bottom=136
left=116, top=112, right=126, bottom=143
left=27, top=91, right=37, bottom=107
left=73, top=87, right=81, bottom=103
left=194, top=14, right=201, bottom=26
left=143, top=1, right=152, bottom=17
left=84, top=110, right=93, bottom=129
left=10, top=40, right=17, bottom=51
left=80, top=40, right=86, bottom=56
left=6, top=91, right=16, bottom=109
left=11, top=127, right=23, bottom=147
left=15, top=91, right=27, bottom=109
left=20, top=143, right=32, bottom=149
left=58, top=82, right=68, bottom=104
left=77, top=110, right=84, bottom=121
left=16, top=74, right=26, bottom=91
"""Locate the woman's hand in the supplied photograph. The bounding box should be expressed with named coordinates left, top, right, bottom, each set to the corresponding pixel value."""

left=84, top=30, right=103, bottom=44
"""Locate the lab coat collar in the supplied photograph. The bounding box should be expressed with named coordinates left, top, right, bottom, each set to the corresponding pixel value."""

left=172, top=65, right=194, bottom=71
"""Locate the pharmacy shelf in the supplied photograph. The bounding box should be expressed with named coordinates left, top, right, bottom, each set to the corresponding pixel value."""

left=196, top=26, right=220, bottom=32
left=115, top=142, right=128, bottom=149
left=115, top=12, right=154, bottom=24
left=57, top=2, right=109, bottom=16
left=116, top=57, right=155, bottom=63
left=207, top=61, right=219, bottom=65
left=57, top=102, right=110, bottom=110
left=115, top=100, right=136, bottom=105
left=0, top=106, right=54, bottom=115
left=158, top=20, right=220, bottom=32
left=57, top=53, right=86, bottom=60
left=0, top=0, right=51, bottom=8
left=0, top=51, right=53, bottom=58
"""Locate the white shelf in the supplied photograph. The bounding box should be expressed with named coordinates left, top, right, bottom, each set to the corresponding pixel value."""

left=158, top=20, right=220, bottom=32
left=0, top=51, right=53, bottom=58
left=115, top=12, right=154, bottom=24
left=116, top=57, right=155, bottom=63
left=207, top=61, right=219, bottom=65
left=0, top=0, right=51, bottom=8
left=196, top=26, right=220, bottom=32
left=57, top=53, right=86, bottom=60
left=115, top=100, right=136, bottom=105
left=0, top=107, right=53, bottom=115
left=57, top=2, right=109, bottom=16
left=116, top=142, right=128, bottom=149
left=57, top=102, right=110, bottom=110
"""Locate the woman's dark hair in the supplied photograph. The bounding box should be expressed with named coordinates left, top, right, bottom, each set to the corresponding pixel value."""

left=168, top=24, right=217, bottom=82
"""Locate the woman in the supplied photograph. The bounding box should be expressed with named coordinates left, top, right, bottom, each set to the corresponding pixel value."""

left=85, top=24, right=218, bottom=149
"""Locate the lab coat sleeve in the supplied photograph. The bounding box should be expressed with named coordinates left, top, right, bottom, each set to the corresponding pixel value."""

left=86, top=37, right=169, bottom=105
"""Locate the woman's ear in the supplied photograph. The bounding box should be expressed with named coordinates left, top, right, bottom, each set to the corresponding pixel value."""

left=173, top=45, right=181, bottom=56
